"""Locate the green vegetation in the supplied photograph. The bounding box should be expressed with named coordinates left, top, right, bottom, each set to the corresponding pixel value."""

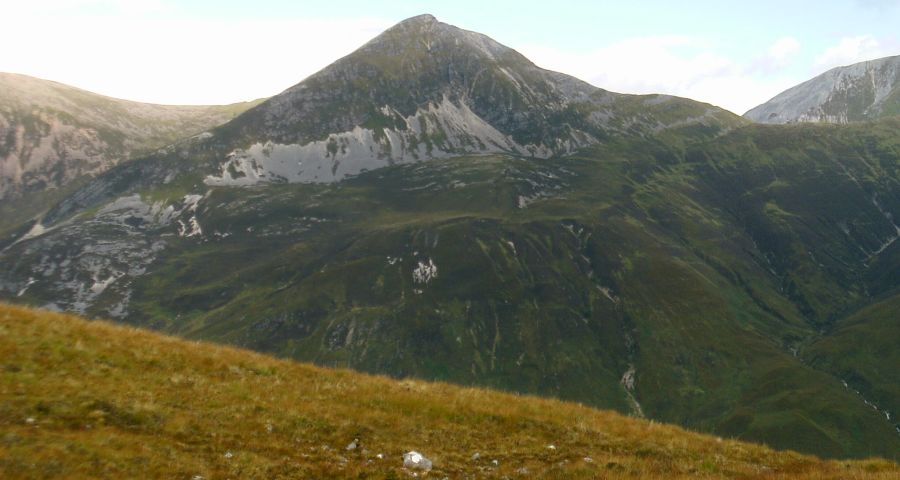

left=8, top=117, right=899, bottom=459
left=804, top=292, right=900, bottom=425
left=1, top=303, right=897, bottom=479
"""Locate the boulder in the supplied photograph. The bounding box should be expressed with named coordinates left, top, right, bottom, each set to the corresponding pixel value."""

left=403, top=451, right=433, bottom=471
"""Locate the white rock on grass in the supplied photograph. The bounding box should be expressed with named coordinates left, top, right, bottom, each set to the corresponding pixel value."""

left=412, top=258, right=438, bottom=284
left=403, top=451, right=433, bottom=471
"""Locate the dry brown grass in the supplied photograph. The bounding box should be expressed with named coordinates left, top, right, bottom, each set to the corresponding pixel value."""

left=0, top=303, right=897, bottom=479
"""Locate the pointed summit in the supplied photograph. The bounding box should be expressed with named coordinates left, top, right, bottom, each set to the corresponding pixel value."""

left=396, top=13, right=438, bottom=25
left=352, top=13, right=520, bottom=67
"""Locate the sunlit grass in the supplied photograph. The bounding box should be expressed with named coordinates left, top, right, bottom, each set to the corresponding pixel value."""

left=0, top=303, right=896, bottom=479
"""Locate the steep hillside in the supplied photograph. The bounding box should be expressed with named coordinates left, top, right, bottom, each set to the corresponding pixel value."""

left=804, top=291, right=900, bottom=426
left=745, top=55, right=900, bottom=123
left=1, top=16, right=898, bottom=461
left=0, top=303, right=897, bottom=479
left=0, top=72, right=262, bottom=231
left=3, top=119, right=899, bottom=459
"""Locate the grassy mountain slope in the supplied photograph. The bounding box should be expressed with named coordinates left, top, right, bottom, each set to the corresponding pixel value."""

left=804, top=291, right=900, bottom=426
left=4, top=119, right=899, bottom=459
left=1, top=303, right=897, bottom=479
left=0, top=72, right=263, bottom=233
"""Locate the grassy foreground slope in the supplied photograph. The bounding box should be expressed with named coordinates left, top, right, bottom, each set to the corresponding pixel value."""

left=0, top=304, right=897, bottom=479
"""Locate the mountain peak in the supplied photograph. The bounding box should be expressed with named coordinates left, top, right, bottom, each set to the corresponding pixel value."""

left=356, top=12, right=514, bottom=64
left=397, top=13, right=438, bottom=25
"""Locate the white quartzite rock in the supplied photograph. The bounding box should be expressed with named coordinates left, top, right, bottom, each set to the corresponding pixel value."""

left=403, top=451, right=433, bottom=471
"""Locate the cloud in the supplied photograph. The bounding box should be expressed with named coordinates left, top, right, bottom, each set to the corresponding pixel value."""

left=814, top=35, right=897, bottom=71
left=768, top=37, right=802, bottom=64
left=520, top=36, right=803, bottom=115
left=747, top=36, right=802, bottom=75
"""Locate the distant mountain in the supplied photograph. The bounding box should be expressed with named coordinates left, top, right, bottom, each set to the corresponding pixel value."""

left=1, top=15, right=899, bottom=461
left=0, top=73, right=262, bottom=231
left=745, top=55, right=900, bottom=123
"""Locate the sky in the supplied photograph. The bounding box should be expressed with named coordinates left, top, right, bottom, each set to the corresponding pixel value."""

left=2, top=0, right=899, bottom=114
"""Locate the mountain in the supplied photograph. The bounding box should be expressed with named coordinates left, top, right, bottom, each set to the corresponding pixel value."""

left=1, top=15, right=899, bottom=460
left=0, top=14, right=742, bottom=231
left=745, top=55, right=900, bottom=123
left=2, top=303, right=897, bottom=479
left=0, top=72, right=263, bottom=232
left=206, top=13, right=742, bottom=185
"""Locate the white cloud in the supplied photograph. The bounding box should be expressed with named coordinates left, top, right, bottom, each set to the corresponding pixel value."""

left=814, top=35, right=895, bottom=71
left=520, top=36, right=803, bottom=115
left=746, top=36, right=802, bottom=75
left=768, top=37, right=801, bottom=64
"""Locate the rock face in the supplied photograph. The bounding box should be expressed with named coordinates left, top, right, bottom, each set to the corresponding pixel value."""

left=745, top=55, right=900, bottom=124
